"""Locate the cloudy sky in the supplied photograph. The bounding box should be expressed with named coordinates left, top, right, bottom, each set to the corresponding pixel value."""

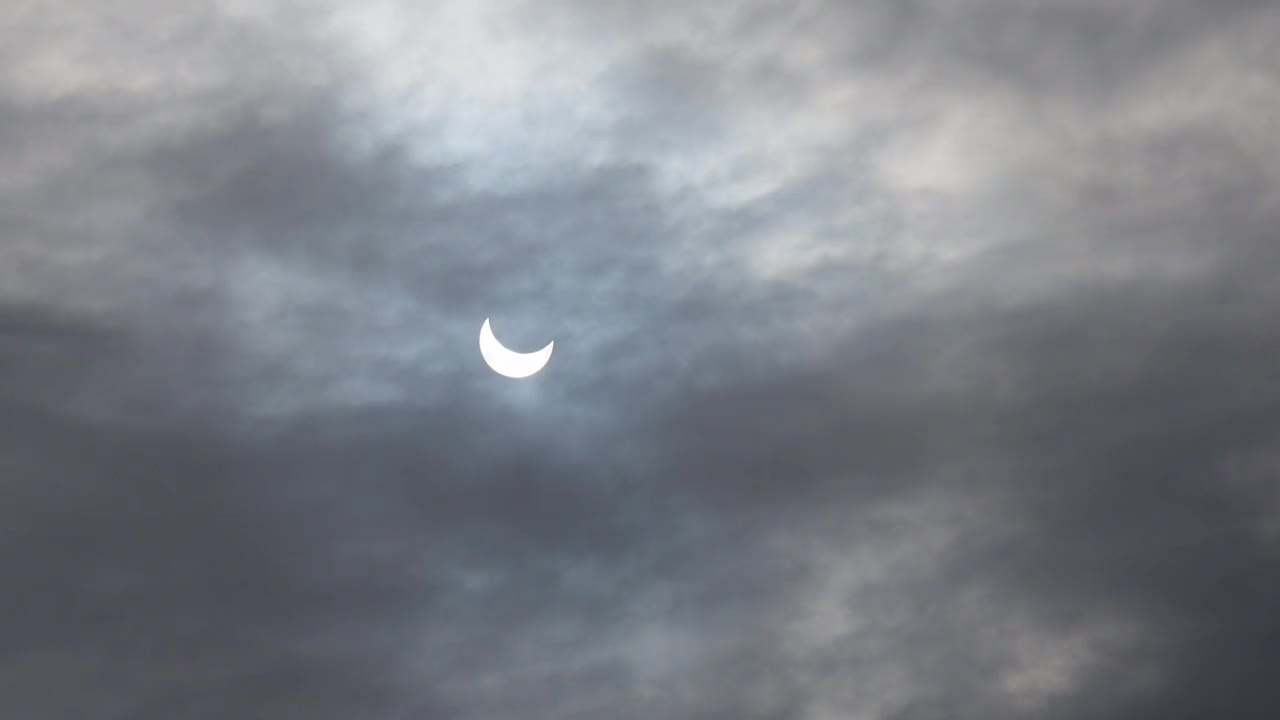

left=2, top=0, right=1279, bottom=717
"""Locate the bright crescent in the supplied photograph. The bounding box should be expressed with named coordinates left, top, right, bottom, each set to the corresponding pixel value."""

left=478, top=318, right=554, bottom=379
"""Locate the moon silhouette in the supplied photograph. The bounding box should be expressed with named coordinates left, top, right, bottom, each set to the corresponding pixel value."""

left=478, top=318, right=554, bottom=379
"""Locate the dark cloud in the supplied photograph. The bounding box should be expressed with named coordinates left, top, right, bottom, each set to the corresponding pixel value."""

left=1, top=0, right=1278, bottom=718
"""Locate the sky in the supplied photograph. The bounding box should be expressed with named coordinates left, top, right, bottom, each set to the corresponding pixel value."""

left=1, top=0, right=1278, bottom=717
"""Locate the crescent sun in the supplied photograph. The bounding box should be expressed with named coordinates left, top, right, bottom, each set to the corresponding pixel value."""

left=478, top=318, right=554, bottom=379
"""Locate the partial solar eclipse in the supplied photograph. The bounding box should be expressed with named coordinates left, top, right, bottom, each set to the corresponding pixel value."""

left=478, top=318, right=554, bottom=379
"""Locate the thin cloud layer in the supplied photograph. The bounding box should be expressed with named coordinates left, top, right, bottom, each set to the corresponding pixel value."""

left=1, top=1, right=1278, bottom=718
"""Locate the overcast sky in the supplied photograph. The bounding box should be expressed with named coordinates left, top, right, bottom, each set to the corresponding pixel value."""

left=2, top=1, right=1279, bottom=718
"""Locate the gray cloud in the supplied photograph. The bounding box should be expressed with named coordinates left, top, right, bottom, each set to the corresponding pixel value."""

left=1, top=0, right=1278, bottom=718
